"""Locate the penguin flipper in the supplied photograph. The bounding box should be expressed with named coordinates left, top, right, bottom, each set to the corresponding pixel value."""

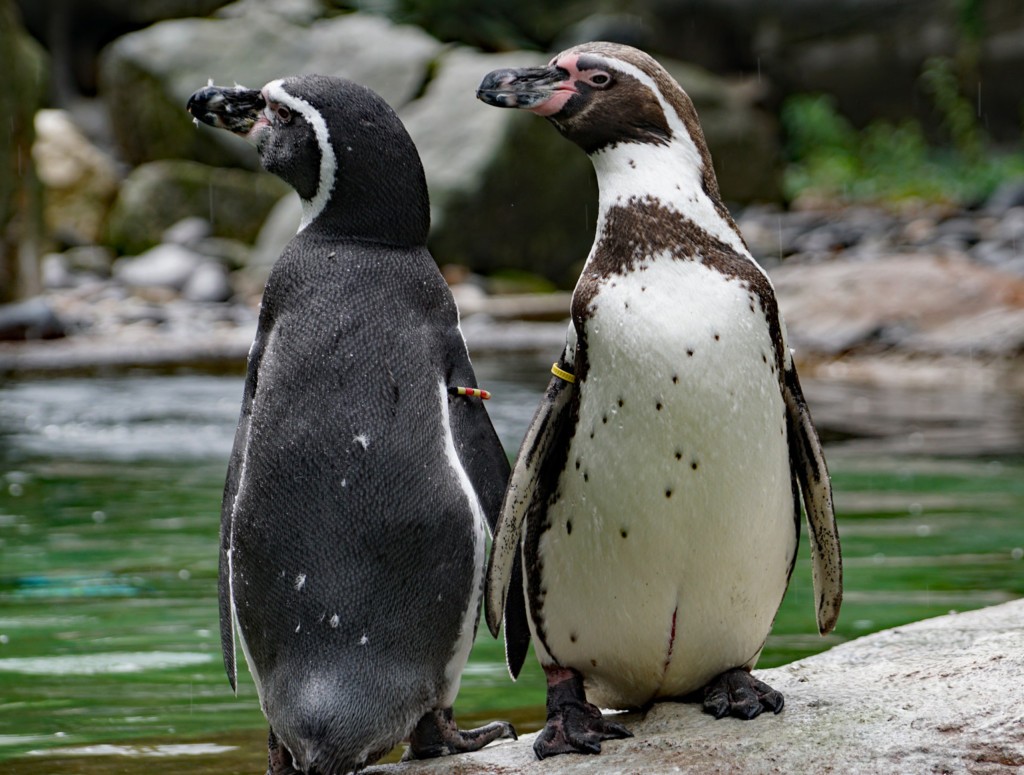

left=503, top=545, right=531, bottom=678
left=484, top=369, right=574, bottom=641
left=445, top=383, right=511, bottom=534
left=783, top=364, right=843, bottom=634
left=218, top=330, right=266, bottom=692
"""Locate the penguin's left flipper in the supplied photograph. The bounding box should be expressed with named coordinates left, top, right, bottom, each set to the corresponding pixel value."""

left=783, top=364, right=843, bottom=635
left=485, top=361, right=575, bottom=650
left=702, top=668, right=784, bottom=720
left=403, top=707, right=517, bottom=760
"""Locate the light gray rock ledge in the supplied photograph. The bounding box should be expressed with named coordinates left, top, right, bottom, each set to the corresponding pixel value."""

left=368, top=600, right=1024, bottom=774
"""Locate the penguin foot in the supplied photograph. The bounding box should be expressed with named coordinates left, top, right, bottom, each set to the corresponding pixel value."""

left=702, top=668, right=784, bottom=720
left=404, top=707, right=516, bottom=760
left=534, top=666, right=632, bottom=759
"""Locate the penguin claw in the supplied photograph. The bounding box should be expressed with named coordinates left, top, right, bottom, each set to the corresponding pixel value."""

left=533, top=711, right=632, bottom=759
left=533, top=666, right=632, bottom=759
left=702, top=668, right=784, bottom=720
left=405, top=708, right=516, bottom=760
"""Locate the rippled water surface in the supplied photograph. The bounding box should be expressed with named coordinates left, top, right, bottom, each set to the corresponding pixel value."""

left=1, top=358, right=1022, bottom=773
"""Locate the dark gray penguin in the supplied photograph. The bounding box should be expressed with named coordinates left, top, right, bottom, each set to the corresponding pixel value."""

left=476, top=43, right=843, bottom=759
left=186, top=74, right=515, bottom=774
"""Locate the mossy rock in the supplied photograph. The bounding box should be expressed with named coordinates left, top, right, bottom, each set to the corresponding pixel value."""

left=105, top=160, right=289, bottom=256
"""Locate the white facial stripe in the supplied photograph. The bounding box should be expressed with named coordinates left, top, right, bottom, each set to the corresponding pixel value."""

left=604, top=58, right=690, bottom=139
left=264, top=79, right=338, bottom=233
left=585, top=55, right=751, bottom=259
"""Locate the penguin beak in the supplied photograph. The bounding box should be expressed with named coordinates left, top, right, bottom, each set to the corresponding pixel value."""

left=187, top=83, right=267, bottom=137
left=476, top=66, right=578, bottom=116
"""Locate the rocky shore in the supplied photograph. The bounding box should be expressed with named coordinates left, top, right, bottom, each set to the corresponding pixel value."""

left=363, top=600, right=1024, bottom=775
left=4, top=196, right=1024, bottom=373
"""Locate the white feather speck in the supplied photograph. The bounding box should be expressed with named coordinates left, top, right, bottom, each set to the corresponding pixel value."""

left=359, top=634, right=368, bottom=646
left=294, top=573, right=306, bottom=591
left=354, top=435, right=370, bottom=450
left=330, top=614, right=339, bottom=628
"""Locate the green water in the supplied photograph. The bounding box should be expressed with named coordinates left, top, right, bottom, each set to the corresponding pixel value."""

left=1, top=366, right=1022, bottom=773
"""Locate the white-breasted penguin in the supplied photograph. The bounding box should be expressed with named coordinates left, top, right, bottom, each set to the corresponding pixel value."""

left=476, top=43, right=843, bottom=759
left=187, top=75, right=515, bottom=774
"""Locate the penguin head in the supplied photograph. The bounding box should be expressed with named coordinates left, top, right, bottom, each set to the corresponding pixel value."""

left=477, top=42, right=709, bottom=159
left=187, top=75, right=429, bottom=245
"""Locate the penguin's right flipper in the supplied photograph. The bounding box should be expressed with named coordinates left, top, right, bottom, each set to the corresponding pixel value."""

left=484, top=357, right=575, bottom=644
left=783, top=364, right=843, bottom=635
left=218, top=328, right=268, bottom=692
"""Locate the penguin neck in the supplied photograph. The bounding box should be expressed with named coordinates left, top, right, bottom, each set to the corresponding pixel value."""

left=588, top=139, right=746, bottom=258
left=300, top=161, right=430, bottom=247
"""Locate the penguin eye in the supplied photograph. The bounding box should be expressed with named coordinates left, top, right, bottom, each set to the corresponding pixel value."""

left=276, top=105, right=292, bottom=123
left=587, top=72, right=612, bottom=88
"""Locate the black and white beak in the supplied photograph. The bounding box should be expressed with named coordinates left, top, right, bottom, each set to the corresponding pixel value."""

left=476, top=66, right=579, bottom=117
left=187, top=83, right=267, bottom=136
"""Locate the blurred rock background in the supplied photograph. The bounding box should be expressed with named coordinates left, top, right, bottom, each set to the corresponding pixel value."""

left=2, top=0, right=1024, bottom=378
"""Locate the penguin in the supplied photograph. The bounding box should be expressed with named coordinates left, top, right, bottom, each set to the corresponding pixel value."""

left=186, top=74, right=515, bottom=774
left=475, top=43, right=843, bottom=759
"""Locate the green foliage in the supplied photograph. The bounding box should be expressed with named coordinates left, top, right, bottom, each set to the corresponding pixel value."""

left=781, top=79, right=1024, bottom=206
left=921, top=56, right=983, bottom=162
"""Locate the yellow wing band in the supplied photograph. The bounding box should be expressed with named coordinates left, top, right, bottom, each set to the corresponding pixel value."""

left=551, top=363, right=576, bottom=384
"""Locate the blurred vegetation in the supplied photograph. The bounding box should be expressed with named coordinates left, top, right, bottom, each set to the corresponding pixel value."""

left=340, top=0, right=586, bottom=51
left=782, top=56, right=1024, bottom=207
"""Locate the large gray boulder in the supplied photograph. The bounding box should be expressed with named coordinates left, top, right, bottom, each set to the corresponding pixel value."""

left=98, top=10, right=443, bottom=169
left=772, top=252, right=1024, bottom=357
left=366, top=599, right=1024, bottom=774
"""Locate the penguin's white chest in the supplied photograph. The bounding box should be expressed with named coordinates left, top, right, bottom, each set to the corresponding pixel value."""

left=530, top=256, right=797, bottom=708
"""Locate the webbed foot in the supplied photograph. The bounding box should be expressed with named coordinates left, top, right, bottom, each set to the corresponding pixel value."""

left=533, top=666, right=632, bottom=759
left=404, top=707, right=516, bottom=760
left=702, top=667, right=784, bottom=720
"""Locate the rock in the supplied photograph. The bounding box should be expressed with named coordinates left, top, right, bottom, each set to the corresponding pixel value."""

left=992, top=207, right=1024, bottom=244
left=105, top=159, right=290, bottom=255
left=41, top=254, right=74, bottom=289
left=63, top=245, right=115, bottom=276
left=0, top=0, right=47, bottom=303
left=985, top=178, right=1024, bottom=214
left=32, top=108, right=121, bottom=246
left=39, top=246, right=113, bottom=289
left=98, top=10, right=443, bottom=169
left=192, top=236, right=251, bottom=270
left=181, top=260, right=233, bottom=302
left=402, top=46, right=598, bottom=288
left=0, top=297, right=66, bottom=341
left=366, top=600, right=1024, bottom=774
left=247, top=192, right=301, bottom=284
left=162, top=216, right=212, bottom=247
left=113, top=243, right=205, bottom=291
left=771, top=253, right=1024, bottom=356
